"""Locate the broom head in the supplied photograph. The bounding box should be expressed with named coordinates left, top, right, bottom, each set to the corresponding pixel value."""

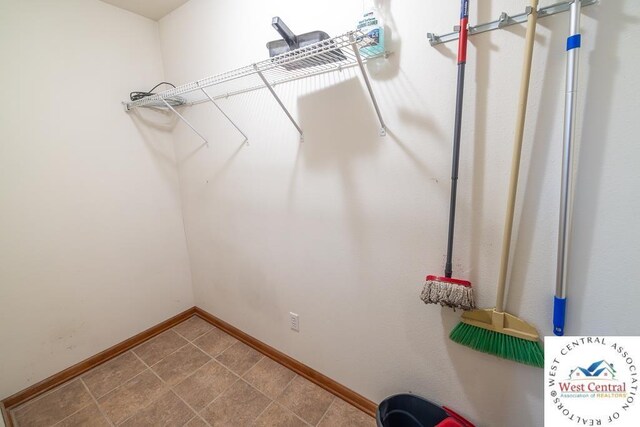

left=421, top=275, right=475, bottom=311
left=450, top=308, right=544, bottom=368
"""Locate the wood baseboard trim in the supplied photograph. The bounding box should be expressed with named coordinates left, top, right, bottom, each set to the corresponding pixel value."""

left=193, top=307, right=377, bottom=417
left=1, top=401, right=11, bottom=427
left=1, top=306, right=196, bottom=418
left=1, top=305, right=377, bottom=425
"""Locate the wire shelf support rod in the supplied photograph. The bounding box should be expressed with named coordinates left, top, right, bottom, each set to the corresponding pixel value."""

left=198, top=83, right=248, bottom=144
left=162, top=99, right=209, bottom=147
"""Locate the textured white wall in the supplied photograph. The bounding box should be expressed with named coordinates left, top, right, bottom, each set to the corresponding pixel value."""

left=0, top=0, right=194, bottom=399
left=161, top=0, right=640, bottom=424
left=158, top=0, right=640, bottom=425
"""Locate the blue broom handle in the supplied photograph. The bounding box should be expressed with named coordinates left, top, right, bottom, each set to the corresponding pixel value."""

left=554, top=0, right=581, bottom=336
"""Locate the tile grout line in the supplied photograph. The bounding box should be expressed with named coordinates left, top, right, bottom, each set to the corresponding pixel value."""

left=171, top=319, right=213, bottom=343
left=240, top=355, right=269, bottom=381
left=190, top=414, right=213, bottom=427
left=141, top=325, right=295, bottom=427
left=144, top=342, right=196, bottom=370
left=131, top=351, right=212, bottom=427
left=194, top=313, right=377, bottom=420
left=184, top=413, right=215, bottom=427
left=238, top=377, right=270, bottom=401
left=270, top=372, right=299, bottom=402
left=186, top=328, right=265, bottom=418
left=169, top=390, right=209, bottom=427
left=243, top=369, right=311, bottom=426
left=192, top=342, right=268, bottom=413
left=12, top=379, right=102, bottom=427
left=183, top=415, right=198, bottom=426
left=248, top=398, right=274, bottom=425
left=236, top=375, right=315, bottom=426
left=152, top=322, right=250, bottom=424
left=236, top=377, right=278, bottom=424
left=203, top=340, right=264, bottom=378
left=85, top=359, right=151, bottom=408
left=189, top=334, right=238, bottom=361
left=114, top=353, right=176, bottom=426
left=79, top=351, right=145, bottom=401
left=78, top=378, right=115, bottom=427
left=16, top=321, right=199, bottom=422
left=9, top=317, right=372, bottom=427
left=9, top=375, right=82, bottom=416
left=315, top=395, right=337, bottom=427
left=285, top=402, right=314, bottom=427
left=185, top=316, right=375, bottom=422
left=175, top=358, right=241, bottom=415
left=198, top=377, right=242, bottom=414
left=48, top=402, right=93, bottom=427
left=250, top=399, right=312, bottom=427
left=271, top=374, right=312, bottom=425
left=207, top=358, right=241, bottom=380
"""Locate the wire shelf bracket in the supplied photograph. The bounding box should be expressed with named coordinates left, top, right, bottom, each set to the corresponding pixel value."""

left=350, top=34, right=387, bottom=137
left=161, top=99, right=209, bottom=147
left=254, top=64, right=304, bottom=142
left=427, top=0, right=597, bottom=46
left=124, top=30, right=389, bottom=142
left=197, top=83, right=248, bottom=144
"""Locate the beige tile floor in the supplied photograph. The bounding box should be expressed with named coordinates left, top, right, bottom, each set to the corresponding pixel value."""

left=9, top=316, right=376, bottom=427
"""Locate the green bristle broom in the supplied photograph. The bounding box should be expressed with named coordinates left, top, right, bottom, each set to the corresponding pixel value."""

left=450, top=0, right=543, bottom=368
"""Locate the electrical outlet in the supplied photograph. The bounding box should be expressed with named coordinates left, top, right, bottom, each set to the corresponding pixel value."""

left=289, top=312, right=299, bottom=332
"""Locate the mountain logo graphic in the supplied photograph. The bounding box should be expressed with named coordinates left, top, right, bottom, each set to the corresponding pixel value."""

left=568, top=360, right=617, bottom=380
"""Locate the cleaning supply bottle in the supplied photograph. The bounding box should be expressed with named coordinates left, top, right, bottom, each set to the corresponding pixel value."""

left=357, top=2, right=385, bottom=56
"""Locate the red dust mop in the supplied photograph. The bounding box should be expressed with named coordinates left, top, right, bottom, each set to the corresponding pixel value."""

left=421, top=0, right=475, bottom=311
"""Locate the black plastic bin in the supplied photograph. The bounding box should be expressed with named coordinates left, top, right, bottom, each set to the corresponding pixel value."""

left=376, top=394, right=450, bottom=427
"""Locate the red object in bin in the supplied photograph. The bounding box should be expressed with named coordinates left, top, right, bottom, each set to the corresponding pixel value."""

left=438, top=406, right=475, bottom=427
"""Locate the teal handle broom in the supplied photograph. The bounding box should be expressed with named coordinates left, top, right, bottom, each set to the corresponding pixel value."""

left=449, top=0, right=544, bottom=368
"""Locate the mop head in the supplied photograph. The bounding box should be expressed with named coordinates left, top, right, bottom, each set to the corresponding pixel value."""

left=449, top=310, right=544, bottom=368
left=421, top=275, right=475, bottom=311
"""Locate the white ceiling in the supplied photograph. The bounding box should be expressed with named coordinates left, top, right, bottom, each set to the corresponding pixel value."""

left=99, top=0, right=190, bottom=21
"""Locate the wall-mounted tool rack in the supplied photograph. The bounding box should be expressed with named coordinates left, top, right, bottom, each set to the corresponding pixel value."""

left=427, top=0, right=597, bottom=46
left=124, top=31, right=389, bottom=143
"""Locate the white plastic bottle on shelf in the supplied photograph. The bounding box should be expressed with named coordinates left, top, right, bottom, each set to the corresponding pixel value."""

left=357, top=1, right=385, bottom=57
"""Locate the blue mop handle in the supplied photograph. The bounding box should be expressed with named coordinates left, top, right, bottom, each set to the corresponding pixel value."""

left=553, top=296, right=566, bottom=336
left=554, top=0, right=581, bottom=337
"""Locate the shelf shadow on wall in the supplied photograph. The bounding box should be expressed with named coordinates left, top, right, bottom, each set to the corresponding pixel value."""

left=129, top=107, right=182, bottom=166
left=295, top=76, right=381, bottom=271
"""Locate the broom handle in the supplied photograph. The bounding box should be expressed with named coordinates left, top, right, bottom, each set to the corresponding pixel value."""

left=554, top=0, right=581, bottom=335
left=496, top=0, right=539, bottom=313
left=445, top=0, right=469, bottom=278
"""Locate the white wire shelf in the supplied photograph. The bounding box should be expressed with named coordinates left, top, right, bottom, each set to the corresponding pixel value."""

left=124, top=30, right=388, bottom=141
